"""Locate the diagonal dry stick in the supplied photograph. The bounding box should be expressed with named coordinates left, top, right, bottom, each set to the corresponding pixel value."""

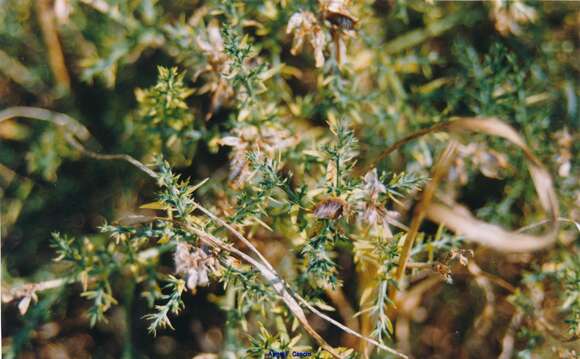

left=183, top=222, right=408, bottom=358
left=183, top=224, right=344, bottom=359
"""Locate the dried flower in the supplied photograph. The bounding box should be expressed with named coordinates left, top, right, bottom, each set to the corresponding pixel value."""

left=174, top=242, right=220, bottom=293
left=287, top=11, right=326, bottom=68
left=313, top=197, right=348, bottom=219
left=362, top=169, right=386, bottom=201
left=196, top=20, right=234, bottom=120
left=54, top=0, right=71, bottom=24
left=13, top=289, right=38, bottom=315
left=491, top=0, right=538, bottom=36
left=353, top=170, right=403, bottom=238
left=18, top=295, right=32, bottom=315
left=450, top=248, right=474, bottom=267
left=434, top=263, right=452, bottom=284
left=287, top=1, right=357, bottom=68
left=196, top=20, right=229, bottom=73
left=219, top=125, right=296, bottom=186
left=449, top=143, right=510, bottom=184
left=553, top=128, right=573, bottom=177
left=320, top=0, right=357, bottom=65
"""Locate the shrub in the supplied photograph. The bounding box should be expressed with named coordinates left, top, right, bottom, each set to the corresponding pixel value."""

left=1, top=1, right=578, bottom=358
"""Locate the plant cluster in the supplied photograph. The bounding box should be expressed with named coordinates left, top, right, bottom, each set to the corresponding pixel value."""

left=1, top=1, right=578, bottom=358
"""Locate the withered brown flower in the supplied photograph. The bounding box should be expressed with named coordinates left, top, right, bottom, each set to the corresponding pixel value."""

left=320, top=0, right=357, bottom=65
left=553, top=128, right=572, bottom=177
left=450, top=248, right=474, bottom=266
left=219, top=125, right=296, bottom=187
left=490, top=0, right=538, bottom=36
left=313, top=197, right=348, bottom=220
left=195, top=20, right=234, bottom=120
left=195, top=20, right=229, bottom=74
left=287, top=0, right=358, bottom=67
left=287, top=11, right=326, bottom=68
left=449, top=143, right=509, bottom=185
left=174, top=242, right=220, bottom=293
left=353, top=169, right=403, bottom=238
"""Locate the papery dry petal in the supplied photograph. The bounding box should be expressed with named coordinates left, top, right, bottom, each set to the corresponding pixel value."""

left=196, top=37, right=214, bottom=53
left=197, top=269, right=210, bottom=287
left=54, top=0, right=71, bottom=23
left=18, top=295, right=32, bottom=315
left=219, top=136, right=243, bottom=147
left=477, top=149, right=509, bottom=179
left=363, top=169, right=386, bottom=198
left=380, top=219, right=394, bottom=238
left=207, top=21, right=224, bottom=51
left=511, top=2, right=537, bottom=23
left=174, top=242, right=218, bottom=292
left=451, top=248, right=474, bottom=266
left=312, top=30, right=326, bottom=67
left=287, top=11, right=327, bottom=67
left=326, top=161, right=338, bottom=184
left=287, top=12, right=304, bottom=34
left=186, top=270, right=199, bottom=291
left=554, top=128, right=573, bottom=177
left=291, top=34, right=306, bottom=56
left=491, top=0, right=537, bottom=36
left=314, top=197, right=347, bottom=219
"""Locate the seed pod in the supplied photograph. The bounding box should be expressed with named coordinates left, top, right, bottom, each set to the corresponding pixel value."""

left=321, top=0, right=358, bottom=30
left=313, top=197, right=348, bottom=219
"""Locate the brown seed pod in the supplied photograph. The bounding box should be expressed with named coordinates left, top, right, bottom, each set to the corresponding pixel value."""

left=313, top=197, right=348, bottom=219
left=321, top=0, right=358, bottom=30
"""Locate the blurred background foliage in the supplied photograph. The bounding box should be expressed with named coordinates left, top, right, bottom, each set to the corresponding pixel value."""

left=0, top=0, right=578, bottom=358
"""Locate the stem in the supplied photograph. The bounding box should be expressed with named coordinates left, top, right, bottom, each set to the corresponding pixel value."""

left=0, top=107, right=158, bottom=179
left=2, top=242, right=175, bottom=303
left=121, top=281, right=136, bottom=359
left=388, top=141, right=458, bottom=306
left=36, top=0, right=70, bottom=91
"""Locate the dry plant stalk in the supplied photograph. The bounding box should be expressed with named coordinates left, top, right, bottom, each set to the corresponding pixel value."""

left=183, top=224, right=344, bottom=358
left=388, top=140, right=459, bottom=306
left=35, top=0, right=70, bottom=91
left=324, top=286, right=360, bottom=347
left=181, top=215, right=408, bottom=358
